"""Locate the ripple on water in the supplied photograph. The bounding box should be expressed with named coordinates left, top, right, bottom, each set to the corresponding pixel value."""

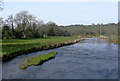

left=3, top=38, right=118, bottom=79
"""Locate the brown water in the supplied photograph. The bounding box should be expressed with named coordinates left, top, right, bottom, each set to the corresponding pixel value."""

left=2, top=38, right=118, bottom=79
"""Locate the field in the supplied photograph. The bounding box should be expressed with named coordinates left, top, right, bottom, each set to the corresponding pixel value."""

left=2, top=36, right=79, bottom=58
left=65, top=24, right=118, bottom=35
left=65, top=24, right=117, bottom=31
left=2, top=34, right=119, bottom=62
left=2, top=35, right=119, bottom=56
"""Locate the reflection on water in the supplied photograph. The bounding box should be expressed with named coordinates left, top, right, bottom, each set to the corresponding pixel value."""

left=2, top=38, right=118, bottom=79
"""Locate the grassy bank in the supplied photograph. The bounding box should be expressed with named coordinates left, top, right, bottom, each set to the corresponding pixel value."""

left=2, top=36, right=82, bottom=62
left=81, top=35, right=100, bottom=38
left=108, top=35, right=119, bottom=44
left=20, top=52, right=58, bottom=69
left=82, top=35, right=119, bottom=44
left=98, top=35, right=119, bottom=44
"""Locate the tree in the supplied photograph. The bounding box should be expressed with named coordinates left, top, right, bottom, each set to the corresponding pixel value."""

left=5, top=15, right=15, bottom=38
left=14, top=11, right=40, bottom=38
left=47, top=22, right=56, bottom=36
left=47, top=26, right=55, bottom=36
left=2, top=25, right=12, bottom=39
left=0, top=0, right=3, bottom=39
left=0, top=17, right=3, bottom=39
left=14, top=11, right=29, bottom=38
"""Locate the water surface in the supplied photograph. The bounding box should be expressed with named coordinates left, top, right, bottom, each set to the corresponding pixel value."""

left=2, top=38, right=118, bottom=79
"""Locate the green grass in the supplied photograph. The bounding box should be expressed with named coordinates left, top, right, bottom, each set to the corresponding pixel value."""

left=81, top=35, right=101, bottom=38
left=2, top=36, right=79, bottom=57
left=20, top=52, right=58, bottom=69
left=82, top=34, right=119, bottom=44
left=109, top=35, right=119, bottom=44
left=65, top=25, right=117, bottom=31
left=65, top=24, right=118, bottom=35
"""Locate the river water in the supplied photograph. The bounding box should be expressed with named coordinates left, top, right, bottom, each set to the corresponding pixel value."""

left=2, top=38, right=118, bottom=79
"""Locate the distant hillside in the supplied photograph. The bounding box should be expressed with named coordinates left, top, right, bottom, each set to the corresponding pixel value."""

left=64, top=24, right=118, bottom=36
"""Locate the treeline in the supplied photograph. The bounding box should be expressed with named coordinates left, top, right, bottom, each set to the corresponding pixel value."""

left=64, top=23, right=118, bottom=36
left=0, top=10, right=118, bottom=39
left=1, top=11, right=70, bottom=39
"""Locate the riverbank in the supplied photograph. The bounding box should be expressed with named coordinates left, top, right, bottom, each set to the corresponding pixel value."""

left=98, top=35, right=119, bottom=44
left=3, top=38, right=118, bottom=79
left=81, top=35, right=119, bottom=44
left=2, top=36, right=84, bottom=62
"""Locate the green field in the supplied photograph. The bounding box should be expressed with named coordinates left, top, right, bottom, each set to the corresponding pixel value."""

left=2, top=34, right=119, bottom=62
left=2, top=36, right=79, bottom=57
left=2, top=35, right=119, bottom=57
left=65, top=24, right=118, bottom=35
left=65, top=25, right=117, bottom=31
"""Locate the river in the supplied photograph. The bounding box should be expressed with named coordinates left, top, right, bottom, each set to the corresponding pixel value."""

left=2, top=38, right=118, bottom=79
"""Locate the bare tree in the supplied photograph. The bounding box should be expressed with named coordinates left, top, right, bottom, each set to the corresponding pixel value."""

left=14, top=11, right=29, bottom=38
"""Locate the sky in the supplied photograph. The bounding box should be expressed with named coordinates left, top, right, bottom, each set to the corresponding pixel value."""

left=119, top=1, right=120, bottom=22
left=3, top=0, right=119, bottom=2
left=2, top=0, right=118, bottom=26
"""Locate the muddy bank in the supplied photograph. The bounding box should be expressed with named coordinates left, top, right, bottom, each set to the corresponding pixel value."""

left=2, top=38, right=84, bottom=62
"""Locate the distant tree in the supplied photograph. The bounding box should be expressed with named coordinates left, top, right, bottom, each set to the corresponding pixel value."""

left=0, top=17, right=3, bottom=39
left=14, top=11, right=29, bottom=38
left=47, top=22, right=56, bottom=36
left=14, top=24, right=23, bottom=39
left=2, top=25, right=12, bottom=39
left=32, top=23, right=40, bottom=38
left=14, top=11, right=41, bottom=38
left=5, top=14, right=15, bottom=38
left=53, top=27, right=63, bottom=36
left=47, top=26, right=55, bottom=36
left=0, top=0, right=3, bottom=39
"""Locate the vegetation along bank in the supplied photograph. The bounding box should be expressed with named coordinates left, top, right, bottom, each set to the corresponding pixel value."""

left=20, top=52, right=58, bottom=69
left=2, top=36, right=84, bottom=62
left=1, top=10, right=119, bottom=62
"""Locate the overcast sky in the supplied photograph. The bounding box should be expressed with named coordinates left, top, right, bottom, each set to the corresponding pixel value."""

left=2, top=0, right=118, bottom=25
